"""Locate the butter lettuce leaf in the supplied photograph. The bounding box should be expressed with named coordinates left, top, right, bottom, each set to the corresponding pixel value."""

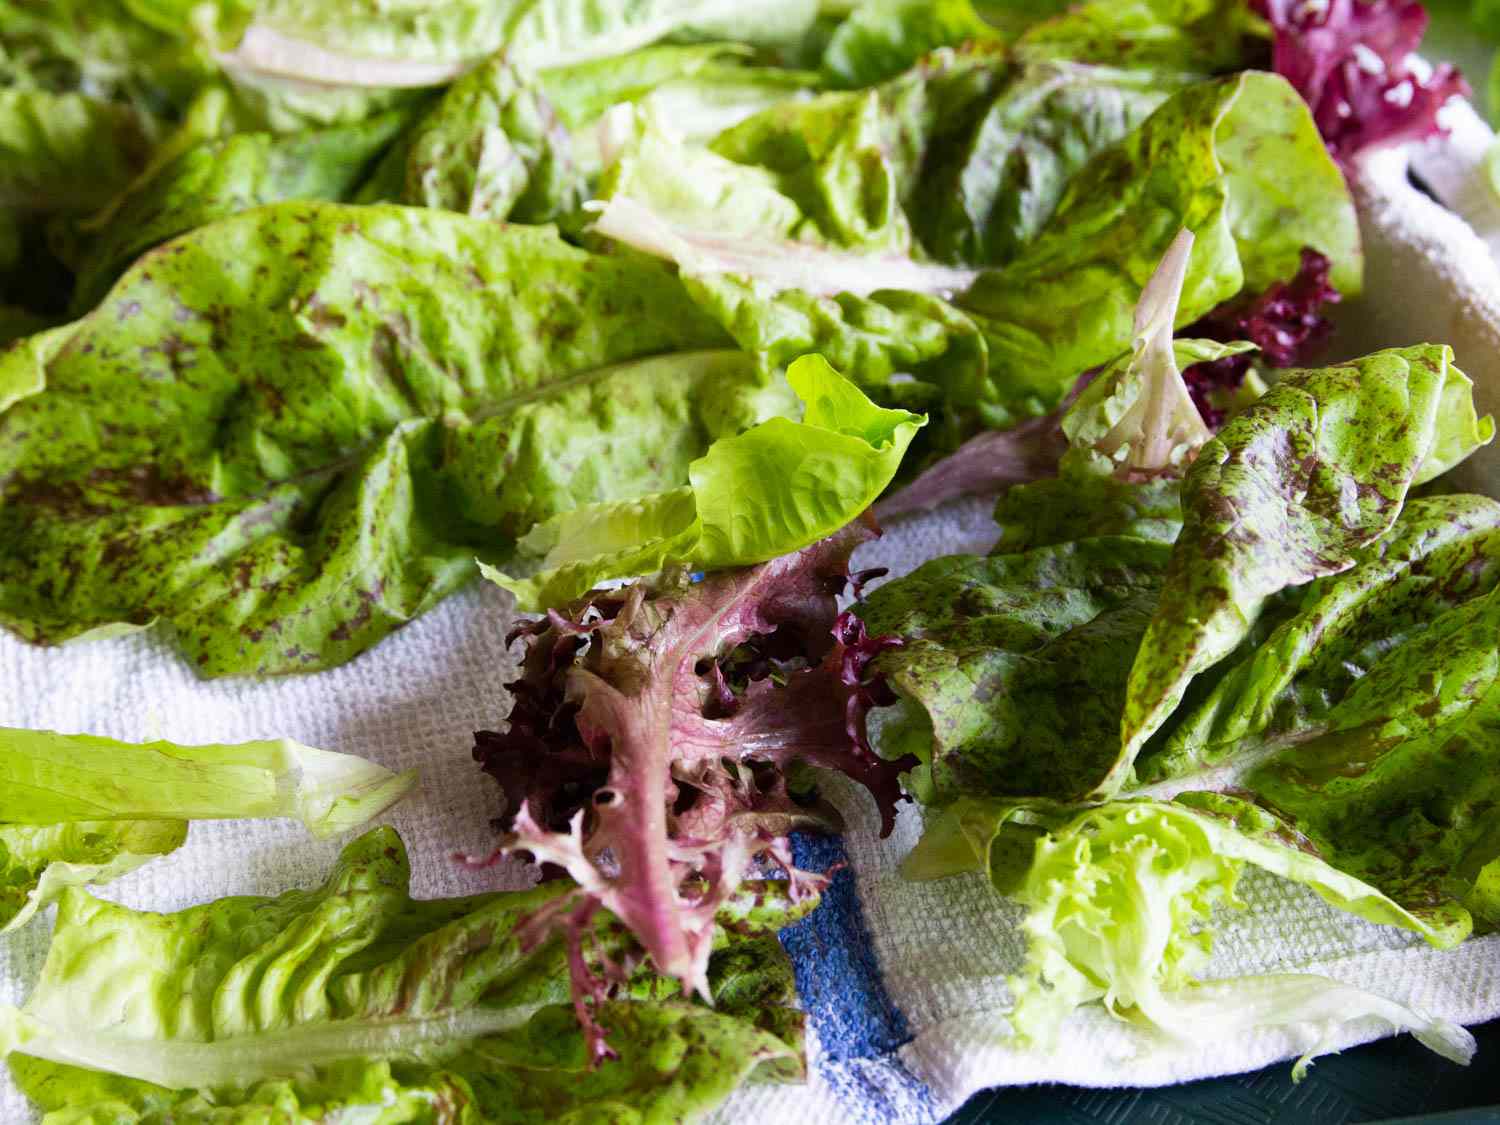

left=1, top=827, right=810, bottom=1122
left=487, top=354, right=923, bottom=610
left=0, top=727, right=414, bottom=932
left=926, top=796, right=1476, bottom=1071
left=0, top=205, right=783, bottom=676
left=1118, top=345, right=1495, bottom=790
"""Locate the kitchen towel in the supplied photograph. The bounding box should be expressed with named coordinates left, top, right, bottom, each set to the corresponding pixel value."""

left=5, top=118, right=1500, bottom=1124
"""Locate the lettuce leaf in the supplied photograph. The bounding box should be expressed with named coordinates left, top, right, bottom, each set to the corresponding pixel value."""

left=0, top=820, right=185, bottom=936
left=0, top=204, right=787, bottom=676
left=214, top=0, right=819, bottom=121
left=920, top=796, right=1476, bottom=1072
left=0, top=89, right=152, bottom=213
left=961, top=70, right=1361, bottom=413
left=1118, top=344, right=1495, bottom=790
left=1, top=827, right=811, bottom=1121
left=66, top=110, right=408, bottom=314
left=0, top=727, right=414, bottom=932
left=486, top=354, right=923, bottom=610
left=820, top=0, right=1001, bottom=89
left=860, top=537, right=1171, bottom=805
left=477, top=524, right=913, bottom=1009
left=1012, top=0, right=1263, bottom=73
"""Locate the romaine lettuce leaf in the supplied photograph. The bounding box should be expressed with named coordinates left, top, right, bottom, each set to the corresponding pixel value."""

left=907, top=61, right=1178, bottom=267
left=0, top=727, right=414, bottom=932
left=1144, top=494, right=1500, bottom=785
left=1, top=827, right=811, bottom=1121
left=1162, top=582, right=1500, bottom=938
left=1118, top=344, right=1495, bottom=791
left=486, top=354, right=923, bottom=609
left=0, top=204, right=783, bottom=676
left=0, top=820, right=185, bottom=935
left=214, top=0, right=820, bottom=116
left=362, top=53, right=581, bottom=224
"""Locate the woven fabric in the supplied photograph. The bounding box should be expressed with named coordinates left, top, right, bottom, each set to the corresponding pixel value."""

left=5, top=123, right=1500, bottom=1123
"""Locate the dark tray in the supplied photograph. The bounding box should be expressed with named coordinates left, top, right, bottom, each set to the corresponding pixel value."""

left=947, top=1019, right=1500, bottom=1124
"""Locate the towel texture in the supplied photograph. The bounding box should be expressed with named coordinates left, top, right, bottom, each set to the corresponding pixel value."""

left=4, top=118, right=1500, bottom=1123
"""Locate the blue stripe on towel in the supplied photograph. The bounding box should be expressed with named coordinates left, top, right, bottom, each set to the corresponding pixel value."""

left=781, top=832, right=910, bottom=1059
left=780, top=833, right=938, bottom=1123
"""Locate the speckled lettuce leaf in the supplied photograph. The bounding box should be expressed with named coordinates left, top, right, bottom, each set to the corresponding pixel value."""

left=907, top=61, right=1179, bottom=268
left=820, top=0, right=1000, bottom=89
left=1011, top=0, right=1262, bottom=72
left=951, top=796, right=1476, bottom=1069
left=991, top=473, right=1183, bottom=554
left=0, top=203, right=760, bottom=676
left=859, top=536, right=1171, bottom=805
left=486, top=354, right=923, bottom=609
left=1116, top=345, right=1494, bottom=793
left=0, top=819, right=186, bottom=935
left=1141, top=494, right=1500, bottom=786
left=1208, top=584, right=1500, bottom=937
left=1, top=827, right=808, bottom=1123
left=66, top=111, right=408, bottom=314
left=961, top=71, right=1361, bottom=413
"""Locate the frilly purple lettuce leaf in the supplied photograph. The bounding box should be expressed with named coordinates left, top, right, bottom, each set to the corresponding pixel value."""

left=474, top=522, right=915, bottom=1052
left=1256, top=0, right=1469, bottom=160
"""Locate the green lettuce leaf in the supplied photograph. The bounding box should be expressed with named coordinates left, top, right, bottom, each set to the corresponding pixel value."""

left=859, top=536, right=1171, bottom=805
left=361, top=53, right=581, bottom=225
left=1143, top=494, right=1500, bottom=785
left=1117, top=345, right=1495, bottom=792
left=214, top=0, right=819, bottom=118
left=486, top=354, right=923, bottom=609
left=66, top=111, right=408, bottom=314
left=991, top=473, right=1183, bottom=553
left=1011, top=0, right=1262, bottom=73
left=0, top=727, right=414, bottom=932
left=0, top=89, right=152, bottom=213
left=0, top=819, right=186, bottom=935
left=1, top=827, right=810, bottom=1122
left=0, top=728, right=415, bottom=834
left=961, top=70, right=1361, bottom=413
left=941, top=796, right=1476, bottom=1071
left=820, top=0, right=1001, bottom=89
left=906, top=60, right=1179, bottom=268
left=0, top=204, right=784, bottom=676
left=1153, top=583, right=1500, bottom=938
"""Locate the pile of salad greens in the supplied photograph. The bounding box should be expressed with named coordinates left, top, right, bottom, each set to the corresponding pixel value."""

left=1, top=0, right=1494, bottom=1121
